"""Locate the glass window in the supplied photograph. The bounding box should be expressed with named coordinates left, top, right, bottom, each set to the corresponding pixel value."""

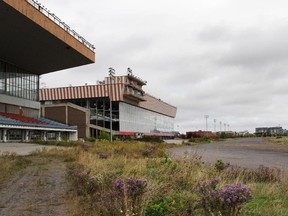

left=119, top=102, right=174, bottom=133
left=0, top=60, right=39, bottom=101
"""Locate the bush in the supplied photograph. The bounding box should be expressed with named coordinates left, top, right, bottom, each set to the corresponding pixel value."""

left=215, top=159, right=230, bottom=171
left=146, top=196, right=176, bottom=216
left=67, top=163, right=98, bottom=195
left=223, top=165, right=282, bottom=183
left=146, top=193, right=193, bottom=216
left=137, top=136, right=163, bottom=143
left=98, top=131, right=111, bottom=141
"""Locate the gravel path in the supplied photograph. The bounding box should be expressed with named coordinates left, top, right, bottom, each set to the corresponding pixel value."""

left=0, top=157, right=71, bottom=216
left=168, top=137, right=288, bottom=171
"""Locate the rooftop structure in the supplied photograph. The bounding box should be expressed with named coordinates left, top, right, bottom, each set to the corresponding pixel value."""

left=0, top=0, right=95, bottom=74
left=0, top=0, right=95, bottom=142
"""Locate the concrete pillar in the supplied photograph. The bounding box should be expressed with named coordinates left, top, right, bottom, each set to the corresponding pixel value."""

left=42, top=131, right=47, bottom=141
left=25, top=130, right=29, bottom=142
left=57, top=132, right=62, bottom=141
left=69, top=131, right=78, bottom=141
left=3, top=129, right=7, bottom=142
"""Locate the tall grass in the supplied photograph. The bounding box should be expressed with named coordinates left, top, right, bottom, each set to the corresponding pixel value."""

left=0, top=152, right=31, bottom=186
left=60, top=141, right=288, bottom=215
left=267, top=137, right=288, bottom=147
left=17, top=140, right=287, bottom=215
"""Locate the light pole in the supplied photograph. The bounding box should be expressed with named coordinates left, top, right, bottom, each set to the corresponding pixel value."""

left=204, top=115, right=209, bottom=131
left=214, top=119, right=216, bottom=132
left=224, top=123, right=226, bottom=132
left=220, top=121, right=222, bottom=132
left=108, top=67, right=115, bottom=143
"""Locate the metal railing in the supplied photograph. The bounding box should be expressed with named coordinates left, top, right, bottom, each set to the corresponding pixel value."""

left=25, top=0, right=95, bottom=51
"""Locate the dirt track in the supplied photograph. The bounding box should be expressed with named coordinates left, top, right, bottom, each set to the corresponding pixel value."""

left=0, top=143, right=64, bottom=156
left=0, top=157, right=70, bottom=216
left=169, top=137, right=288, bottom=171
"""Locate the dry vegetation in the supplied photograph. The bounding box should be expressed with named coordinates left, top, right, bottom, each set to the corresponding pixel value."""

left=1, top=141, right=288, bottom=215
left=64, top=141, right=288, bottom=215
left=267, top=136, right=288, bottom=147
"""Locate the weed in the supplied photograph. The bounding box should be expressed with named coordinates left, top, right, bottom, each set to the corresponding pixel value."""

left=215, top=159, right=230, bottom=171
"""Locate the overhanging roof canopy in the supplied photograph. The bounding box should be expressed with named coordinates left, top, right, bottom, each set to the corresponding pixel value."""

left=0, top=0, right=95, bottom=75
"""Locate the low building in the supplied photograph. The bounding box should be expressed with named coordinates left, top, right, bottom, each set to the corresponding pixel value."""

left=40, top=72, right=177, bottom=139
left=255, top=127, right=283, bottom=136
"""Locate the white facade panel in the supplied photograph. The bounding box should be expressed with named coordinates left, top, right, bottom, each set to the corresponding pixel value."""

left=119, top=102, right=174, bottom=133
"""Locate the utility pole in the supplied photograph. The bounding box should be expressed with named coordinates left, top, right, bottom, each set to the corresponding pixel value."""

left=214, top=119, right=217, bottom=132
left=108, top=67, right=115, bottom=143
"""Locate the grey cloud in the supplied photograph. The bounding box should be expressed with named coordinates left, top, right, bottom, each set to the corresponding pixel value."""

left=218, top=26, right=288, bottom=68
left=41, top=0, right=288, bottom=133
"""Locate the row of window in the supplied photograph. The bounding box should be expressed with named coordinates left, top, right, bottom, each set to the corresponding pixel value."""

left=0, top=60, right=39, bottom=101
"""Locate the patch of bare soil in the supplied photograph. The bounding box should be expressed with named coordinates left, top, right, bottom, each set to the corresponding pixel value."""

left=0, top=157, right=71, bottom=216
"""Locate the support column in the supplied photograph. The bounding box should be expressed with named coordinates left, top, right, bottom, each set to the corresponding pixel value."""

left=3, top=129, right=7, bottom=142
left=57, top=132, right=62, bottom=141
left=42, top=131, right=47, bottom=141
left=69, top=131, right=78, bottom=141
left=25, top=130, right=29, bottom=142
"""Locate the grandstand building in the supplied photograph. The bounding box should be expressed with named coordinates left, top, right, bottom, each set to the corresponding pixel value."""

left=0, top=0, right=95, bottom=142
left=40, top=71, right=177, bottom=139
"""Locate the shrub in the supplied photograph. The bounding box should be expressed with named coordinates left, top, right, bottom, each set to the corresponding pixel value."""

left=223, top=165, right=282, bottom=183
left=195, top=178, right=253, bottom=216
left=99, top=131, right=111, bottom=141
left=137, top=136, right=163, bottom=143
left=146, top=193, right=194, bottom=216
left=254, top=165, right=281, bottom=182
left=67, top=163, right=99, bottom=196
left=215, top=159, right=230, bottom=171
left=146, top=196, right=175, bottom=216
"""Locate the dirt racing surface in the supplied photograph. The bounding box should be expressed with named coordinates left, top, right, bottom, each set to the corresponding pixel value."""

left=169, top=137, right=288, bottom=171
left=0, top=157, right=71, bottom=216
left=0, top=143, right=64, bottom=156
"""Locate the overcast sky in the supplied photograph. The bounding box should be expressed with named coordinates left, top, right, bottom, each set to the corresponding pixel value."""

left=41, top=0, right=288, bottom=133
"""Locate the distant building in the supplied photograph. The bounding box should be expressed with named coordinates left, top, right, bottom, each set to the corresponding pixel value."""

left=186, top=130, right=215, bottom=139
left=40, top=73, right=177, bottom=139
left=255, top=127, right=283, bottom=136
left=237, top=130, right=250, bottom=136
left=0, top=0, right=95, bottom=142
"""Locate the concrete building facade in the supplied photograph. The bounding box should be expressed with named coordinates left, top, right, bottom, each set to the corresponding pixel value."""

left=40, top=72, right=177, bottom=139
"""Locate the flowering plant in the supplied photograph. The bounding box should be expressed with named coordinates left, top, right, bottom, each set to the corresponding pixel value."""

left=195, top=178, right=253, bottom=216
left=110, top=177, right=148, bottom=215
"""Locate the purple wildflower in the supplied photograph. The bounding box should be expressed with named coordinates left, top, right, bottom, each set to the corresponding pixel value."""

left=113, top=178, right=125, bottom=199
